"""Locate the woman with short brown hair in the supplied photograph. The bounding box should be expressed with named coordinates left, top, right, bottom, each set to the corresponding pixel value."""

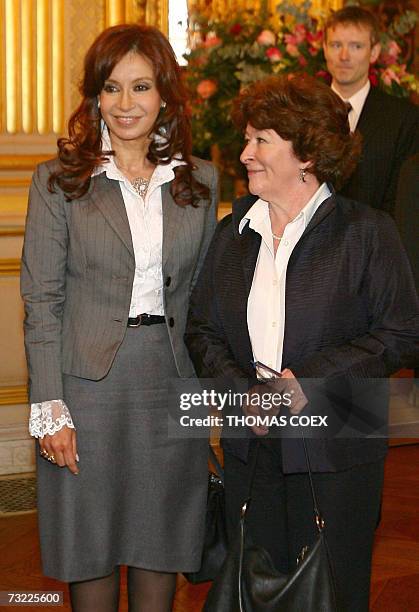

left=232, top=74, right=361, bottom=188
left=186, top=74, right=418, bottom=611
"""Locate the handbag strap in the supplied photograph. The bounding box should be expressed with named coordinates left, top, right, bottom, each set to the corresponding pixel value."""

left=208, top=444, right=224, bottom=483
left=244, top=437, right=324, bottom=532
left=301, top=435, right=324, bottom=532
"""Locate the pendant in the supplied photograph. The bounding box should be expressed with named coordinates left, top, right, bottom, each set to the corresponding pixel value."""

left=131, top=176, right=150, bottom=198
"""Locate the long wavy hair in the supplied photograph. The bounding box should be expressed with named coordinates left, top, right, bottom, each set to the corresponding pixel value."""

left=49, top=24, right=209, bottom=206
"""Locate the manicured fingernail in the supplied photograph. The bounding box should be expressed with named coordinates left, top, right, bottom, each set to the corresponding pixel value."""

left=76, top=453, right=80, bottom=462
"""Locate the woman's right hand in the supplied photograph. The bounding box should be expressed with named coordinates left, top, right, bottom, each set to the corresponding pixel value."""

left=39, top=426, right=79, bottom=475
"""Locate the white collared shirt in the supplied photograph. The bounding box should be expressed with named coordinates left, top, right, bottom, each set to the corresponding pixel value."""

left=93, top=127, right=184, bottom=316
left=332, top=80, right=370, bottom=132
left=240, top=183, right=331, bottom=374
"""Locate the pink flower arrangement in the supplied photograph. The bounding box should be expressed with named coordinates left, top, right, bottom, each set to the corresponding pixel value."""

left=203, top=35, right=222, bottom=48
left=379, top=41, right=402, bottom=67
left=229, top=23, right=243, bottom=36
left=387, top=40, right=402, bottom=57
left=257, top=29, right=276, bottom=46
left=284, top=24, right=307, bottom=46
left=196, top=79, right=218, bottom=99
left=368, top=69, right=379, bottom=87
left=381, top=67, right=401, bottom=86
left=306, top=30, right=323, bottom=56
left=285, top=43, right=300, bottom=57
left=266, top=47, right=282, bottom=62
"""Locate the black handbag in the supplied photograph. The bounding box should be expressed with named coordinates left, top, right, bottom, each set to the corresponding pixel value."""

left=203, top=438, right=338, bottom=611
left=184, top=444, right=228, bottom=584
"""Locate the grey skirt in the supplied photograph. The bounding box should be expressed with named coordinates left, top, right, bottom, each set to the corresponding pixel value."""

left=36, top=324, right=208, bottom=582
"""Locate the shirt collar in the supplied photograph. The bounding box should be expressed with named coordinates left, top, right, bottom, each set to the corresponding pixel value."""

left=332, top=80, right=370, bottom=127
left=91, top=124, right=185, bottom=185
left=239, top=183, right=331, bottom=235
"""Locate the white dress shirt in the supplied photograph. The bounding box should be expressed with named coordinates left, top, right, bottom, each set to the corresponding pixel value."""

left=332, top=80, right=370, bottom=132
left=29, top=128, right=184, bottom=438
left=93, top=127, right=185, bottom=316
left=240, top=183, right=331, bottom=375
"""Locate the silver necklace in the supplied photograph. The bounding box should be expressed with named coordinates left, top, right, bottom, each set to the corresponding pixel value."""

left=131, top=176, right=150, bottom=198
left=272, top=233, right=283, bottom=240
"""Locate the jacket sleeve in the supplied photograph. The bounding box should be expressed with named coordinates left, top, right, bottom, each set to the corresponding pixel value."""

left=20, top=164, right=68, bottom=403
left=290, top=213, right=419, bottom=380
left=382, top=103, right=419, bottom=216
left=185, top=217, right=253, bottom=381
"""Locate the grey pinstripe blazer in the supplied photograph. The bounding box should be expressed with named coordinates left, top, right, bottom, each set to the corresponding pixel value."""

left=21, top=157, right=218, bottom=403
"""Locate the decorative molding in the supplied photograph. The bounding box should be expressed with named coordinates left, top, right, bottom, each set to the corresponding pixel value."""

left=0, top=258, right=21, bottom=275
left=0, top=385, right=28, bottom=406
left=0, top=154, right=53, bottom=170
left=105, top=0, right=169, bottom=31
left=106, top=0, right=125, bottom=25
left=0, top=227, right=24, bottom=237
left=188, top=0, right=343, bottom=21
left=0, top=177, right=31, bottom=188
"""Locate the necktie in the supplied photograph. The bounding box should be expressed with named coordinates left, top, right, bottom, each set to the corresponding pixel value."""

left=344, top=101, right=354, bottom=132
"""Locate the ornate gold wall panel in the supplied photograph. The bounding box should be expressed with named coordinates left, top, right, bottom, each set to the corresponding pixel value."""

left=0, top=385, right=28, bottom=406
left=0, top=258, right=21, bottom=275
left=187, top=0, right=342, bottom=20
left=105, top=0, right=168, bottom=33
left=21, top=0, right=34, bottom=133
left=4, top=0, right=19, bottom=134
left=0, top=0, right=65, bottom=136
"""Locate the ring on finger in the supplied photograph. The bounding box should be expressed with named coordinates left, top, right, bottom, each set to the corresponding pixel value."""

left=40, top=449, right=50, bottom=459
left=48, top=455, right=56, bottom=463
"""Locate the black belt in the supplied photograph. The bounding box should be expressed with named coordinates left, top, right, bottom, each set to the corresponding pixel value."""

left=127, top=314, right=165, bottom=327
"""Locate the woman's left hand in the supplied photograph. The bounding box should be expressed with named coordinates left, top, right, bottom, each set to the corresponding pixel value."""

left=243, top=369, right=308, bottom=436
left=280, top=369, right=308, bottom=414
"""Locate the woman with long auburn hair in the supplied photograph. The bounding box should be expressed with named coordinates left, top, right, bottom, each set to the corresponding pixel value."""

left=21, top=24, right=218, bottom=611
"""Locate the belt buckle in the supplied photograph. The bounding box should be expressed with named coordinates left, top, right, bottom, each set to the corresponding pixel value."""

left=129, top=314, right=142, bottom=327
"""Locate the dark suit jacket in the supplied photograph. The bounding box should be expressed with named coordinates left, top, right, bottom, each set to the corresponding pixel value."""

left=395, top=154, right=419, bottom=292
left=185, top=192, right=419, bottom=473
left=21, top=157, right=218, bottom=403
left=340, top=87, right=419, bottom=217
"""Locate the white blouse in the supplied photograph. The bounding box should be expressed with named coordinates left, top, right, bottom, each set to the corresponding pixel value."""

left=239, top=183, right=331, bottom=376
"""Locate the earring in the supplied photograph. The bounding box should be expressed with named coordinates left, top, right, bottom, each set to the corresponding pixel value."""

left=97, top=98, right=101, bottom=109
left=160, top=101, right=166, bottom=109
left=299, top=168, right=307, bottom=183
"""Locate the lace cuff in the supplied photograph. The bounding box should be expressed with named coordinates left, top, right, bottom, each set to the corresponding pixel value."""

left=29, top=399, right=75, bottom=438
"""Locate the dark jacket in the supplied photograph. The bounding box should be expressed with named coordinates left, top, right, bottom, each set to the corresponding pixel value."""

left=340, top=86, right=419, bottom=217
left=185, top=192, right=419, bottom=473
left=395, top=154, right=419, bottom=292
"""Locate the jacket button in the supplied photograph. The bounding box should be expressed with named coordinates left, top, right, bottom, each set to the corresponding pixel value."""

left=169, top=317, right=175, bottom=327
left=165, top=276, right=171, bottom=287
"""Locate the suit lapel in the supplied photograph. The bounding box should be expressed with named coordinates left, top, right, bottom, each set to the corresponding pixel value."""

left=90, top=174, right=134, bottom=257
left=232, top=196, right=263, bottom=296
left=162, top=182, right=185, bottom=267
left=239, top=230, right=262, bottom=297
left=356, top=87, right=382, bottom=141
